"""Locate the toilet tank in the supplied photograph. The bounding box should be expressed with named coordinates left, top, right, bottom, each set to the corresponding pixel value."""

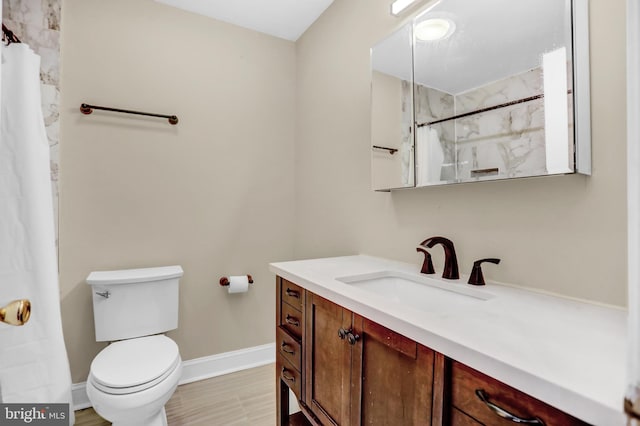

left=86, top=265, right=183, bottom=342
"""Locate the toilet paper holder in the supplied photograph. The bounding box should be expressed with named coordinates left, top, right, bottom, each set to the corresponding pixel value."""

left=219, top=275, right=254, bottom=286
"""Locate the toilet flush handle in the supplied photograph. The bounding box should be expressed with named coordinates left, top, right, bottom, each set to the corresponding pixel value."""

left=95, top=290, right=110, bottom=299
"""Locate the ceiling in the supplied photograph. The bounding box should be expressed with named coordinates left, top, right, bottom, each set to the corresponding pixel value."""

left=154, top=0, right=335, bottom=41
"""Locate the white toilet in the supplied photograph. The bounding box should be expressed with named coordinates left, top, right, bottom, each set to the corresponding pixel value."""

left=85, top=265, right=184, bottom=426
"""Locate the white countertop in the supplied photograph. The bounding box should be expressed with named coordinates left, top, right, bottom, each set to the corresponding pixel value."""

left=269, top=255, right=628, bottom=425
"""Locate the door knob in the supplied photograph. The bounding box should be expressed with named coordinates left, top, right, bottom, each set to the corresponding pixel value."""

left=0, top=299, right=31, bottom=326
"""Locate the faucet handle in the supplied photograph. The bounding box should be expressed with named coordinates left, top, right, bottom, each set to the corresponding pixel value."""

left=416, top=247, right=435, bottom=274
left=468, top=258, right=501, bottom=286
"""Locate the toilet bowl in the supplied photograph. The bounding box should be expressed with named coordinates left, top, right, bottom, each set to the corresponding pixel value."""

left=86, top=335, right=181, bottom=426
left=85, top=266, right=184, bottom=426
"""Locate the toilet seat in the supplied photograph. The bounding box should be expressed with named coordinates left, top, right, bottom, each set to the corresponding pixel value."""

left=90, top=335, right=180, bottom=395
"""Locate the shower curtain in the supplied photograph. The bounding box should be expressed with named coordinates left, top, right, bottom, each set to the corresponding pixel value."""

left=416, top=126, right=444, bottom=186
left=0, top=42, right=73, bottom=422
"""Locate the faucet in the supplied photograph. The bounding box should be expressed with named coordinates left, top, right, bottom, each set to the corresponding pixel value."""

left=418, top=236, right=459, bottom=280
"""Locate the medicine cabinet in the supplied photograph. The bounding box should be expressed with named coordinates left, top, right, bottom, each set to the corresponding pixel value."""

left=371, top=0, right=590, bottom=191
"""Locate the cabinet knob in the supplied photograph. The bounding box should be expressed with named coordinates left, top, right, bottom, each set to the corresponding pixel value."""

left=475, top=389, right=544, bottom=425
left=338, top=328, right=349, bottom=340
left=347, top=332, right=360, bottom=345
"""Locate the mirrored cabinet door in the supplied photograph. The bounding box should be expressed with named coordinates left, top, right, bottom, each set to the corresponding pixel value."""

left=371, top=23, right=415, bottom=191
left=413, top=0, right=576, bottom=186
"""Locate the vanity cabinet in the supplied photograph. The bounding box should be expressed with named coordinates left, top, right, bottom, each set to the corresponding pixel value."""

left=275, top=276, right=589, bottom=426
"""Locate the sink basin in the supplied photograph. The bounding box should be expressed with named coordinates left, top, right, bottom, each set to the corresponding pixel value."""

left=336, top=270, right=494, bottom=313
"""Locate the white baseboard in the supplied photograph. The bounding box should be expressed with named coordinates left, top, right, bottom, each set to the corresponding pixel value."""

left=72, top=342, right=276, bottom=411
left=72, top=382, right=92, bottom=411
left=178, top=342, right=276, bottom=385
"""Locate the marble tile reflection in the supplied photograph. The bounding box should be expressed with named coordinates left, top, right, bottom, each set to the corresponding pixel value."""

left=456, top=68, right=543, bottom=114
left=412, top=65, right=572, bottom=184
left=456, top=99, right=546, bottom=179
left=415, top=84, right=454, bottom=123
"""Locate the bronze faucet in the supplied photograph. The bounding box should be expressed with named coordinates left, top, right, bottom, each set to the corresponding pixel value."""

left=418, top=236, right=459, bottom=280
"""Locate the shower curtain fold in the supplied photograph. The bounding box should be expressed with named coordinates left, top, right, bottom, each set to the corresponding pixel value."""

left=0, top=42, right=73, bottom=423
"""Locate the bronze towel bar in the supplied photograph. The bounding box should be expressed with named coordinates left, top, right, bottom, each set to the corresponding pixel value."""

left=372, top=145, right=398, bottom=154
left=80, top=103, right=179, bottom=125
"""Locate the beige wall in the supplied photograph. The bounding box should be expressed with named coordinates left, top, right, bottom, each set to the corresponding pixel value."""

left=59, top=0, right=295, bottom=381
left=294, top=0, right=627, bottom=305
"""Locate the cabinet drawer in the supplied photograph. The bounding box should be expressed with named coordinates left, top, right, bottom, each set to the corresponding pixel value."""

left=281, top=279, right=303, bottom=310
left=277, top=354, right=301, bottom=401
left=280, top=301, right=303, bottom=339
left=277, top=326, right=302, bottom=372
left=451, top=361, right=587, bottom=426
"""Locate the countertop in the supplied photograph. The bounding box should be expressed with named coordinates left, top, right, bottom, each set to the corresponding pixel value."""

left=269, top=255, right=628, bottom=426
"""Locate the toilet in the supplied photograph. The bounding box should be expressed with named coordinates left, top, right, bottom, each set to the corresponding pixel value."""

left=85, top=265, right=184, bottom=426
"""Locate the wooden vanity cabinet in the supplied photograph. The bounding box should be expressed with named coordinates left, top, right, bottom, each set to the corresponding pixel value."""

left=276, top=276, right=589, bottom=426
left=297, top=290, right=435, bottom=425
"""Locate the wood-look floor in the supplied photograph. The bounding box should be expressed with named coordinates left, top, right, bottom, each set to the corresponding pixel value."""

left=74, top=363, right=276, bottom=426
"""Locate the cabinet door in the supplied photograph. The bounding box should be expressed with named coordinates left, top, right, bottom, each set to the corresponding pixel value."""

left=305, top=293, right=353, bottom=425
left=351, top=315, right=434, bottom=425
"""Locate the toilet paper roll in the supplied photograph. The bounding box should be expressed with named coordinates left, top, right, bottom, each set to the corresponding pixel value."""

left=227, top=275, right=249, bottom=294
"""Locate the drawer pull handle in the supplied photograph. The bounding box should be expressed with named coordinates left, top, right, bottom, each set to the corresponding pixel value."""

left=281, top=342, right=295, bottom=354
left=285, top=314, right=300, bottom=327
left=475, top=390, right=545, bottom=425
left=281, top=368, right=296, bottom=382
left=285, top=288, right=300, bottom=298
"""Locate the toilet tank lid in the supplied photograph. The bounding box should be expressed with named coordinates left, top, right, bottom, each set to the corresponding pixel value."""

left=86, top=265, right=183, bottom=285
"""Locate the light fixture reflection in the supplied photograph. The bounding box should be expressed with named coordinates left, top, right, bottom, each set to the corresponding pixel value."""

left=415, top=18, right=456, bottom=41
left=391, top=0, right=419, bottom=16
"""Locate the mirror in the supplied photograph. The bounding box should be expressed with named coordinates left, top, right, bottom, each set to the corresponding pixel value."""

left=371, top=0, right=590, bottom=190
left=371, top=24, right=414, bottom=191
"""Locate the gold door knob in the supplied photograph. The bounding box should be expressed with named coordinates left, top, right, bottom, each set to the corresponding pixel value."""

left=0, top=299, right=31, bottom=326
